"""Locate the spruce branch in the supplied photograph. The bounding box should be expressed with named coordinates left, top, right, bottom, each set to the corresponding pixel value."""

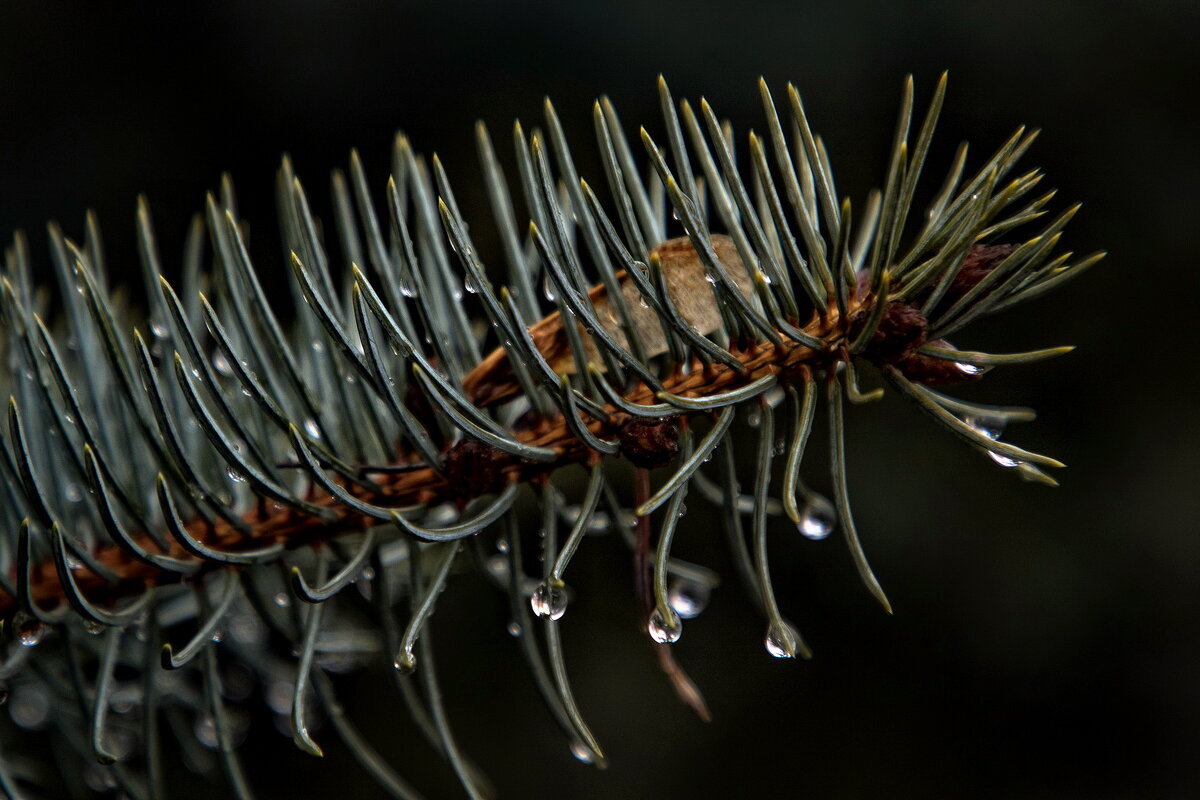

left=0, top=73, right=1101, bottom=798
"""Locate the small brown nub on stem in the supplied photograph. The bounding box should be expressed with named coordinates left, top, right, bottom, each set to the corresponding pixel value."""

left=443, top=438, right=506, bottom=500
left=618, top=417, right=680, bottom=469
left=944, top=243, right=1018, bottom=308
left=860, top=301, right=929, bottom=365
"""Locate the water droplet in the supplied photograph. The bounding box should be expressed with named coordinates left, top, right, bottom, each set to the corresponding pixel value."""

left=506, top=621, right=522, bottom=637
left=358, top=567, right=375, bottom=582
left=647, top=608, right=682, bottom=644
left=211, top=350, right=233, bottom=376
left=964, top=415, right=1021, bottom=467
left=965, top=414, right=1005, bottom=440
left=194, top=714, right=219, bottom=749
left=265, top=681, right=293, bottom=714
left=668, top=578, right=711, bottom=619
left=110, top=685, right=144, bottom=714
left=987, top=451, right=1020, bottom=468
left=311, top=340, right=325, bottom=353
left=530, top=580, right=568, bottom=620
left=464, top=274, right=478, bottom=294
left=9, top=685, right=50, bottom=729
left=570, top=742, right=595, bottom=764
left=84, top=766, right=117, bottom=793
left=84, top=620, right=104, bottom=636
left=64, top=483, right=83, bottom=503
left=797, top=493, right=836, bottom=540
left=759, top=270, right=773, bottom=285
left=424, top=504, right=460, bottom=527
left=393, top=645, right=416, bottom=673
left=955, top=361, right=982, bottom=376
left=496, top=535, right=510, bottom=554
left=542, top=274, right=557, bottom=303
left=226, top=468, right=246, bottom=484
left=14, top=614, right=44, bottom=647
left=273, top=592, right=291, bottom=608
left=774, top=438, right=786, bottom=456
left=764, top=621, right=799, bottom=658
left=763, top=386, right=786, bottom=409
left=677, top=502, right=687, bottom=518
left=303, top=417, right=321, bottom=438
left=746, top=407, right=762, bottom=428
left=399, top=279, right=417, bottom=299
left=705, top=272, right=716, bottom=285
left=209, top=629, right=223, bottom=643
left=638, top=296, right=650, bottom=309
left=486, top=554, right=510, bottom=583
left=228, top=612, right=266, bottom=646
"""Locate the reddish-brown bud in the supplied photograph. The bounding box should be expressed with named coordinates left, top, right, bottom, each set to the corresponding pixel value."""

left=443, top=438, right=506, bottom=500
left=861, top=301, right=929, bottom=365
left=618, top=417, right=681, bottom=469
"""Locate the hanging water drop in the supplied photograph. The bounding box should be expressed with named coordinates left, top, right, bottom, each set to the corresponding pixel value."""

left=149, top=319, right=170, bottom=339
left=530, top=580, right=568, bottom=620
left=64, top=483, right=83, bottom=503
left=464, top=273, right=478, bottom=294
left=393, top=645, right=416, bottom=674
left=486, top=554, right=510, bottom=583
left=797, top=493, right=836, bottom=540
left=542, top=274, right=557, bottom=303
left=399, top=279, right=417, bottom=299
left=311, top=340, right=325, bottom=353
left=14, top=614, right=45, bottom=647
left=955, top=361, right=982, bottom=376
left=273, top=592, right=290, bottom=608
left=211, top=350, right=233, bottom=376
left=964, top=414, right=1005, bottom=440
left=226, top=468, right=246, bottom=484
left=668, top=578, right=711, bottom=619
left=746, top=407, right=762, bottom=428
left=964, top=415, right=1021, bottom=468
left=570, top=742, right=595, bottom=764
left=8, top=685, right=50, bottom=729
left=764, top=621, right=799, bottom=658
left=647, top=608, right=682, bottom=644
left=303, top=417, right=321, bottom=438
left=496, top=534, right=510, bottom=554
left=506, top=621, right=522, bottom=637
left=194, top=714, right=219, bottom=749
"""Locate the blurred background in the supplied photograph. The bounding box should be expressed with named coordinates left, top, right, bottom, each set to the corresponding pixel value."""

left=1, top=1, right=1197, bottom=797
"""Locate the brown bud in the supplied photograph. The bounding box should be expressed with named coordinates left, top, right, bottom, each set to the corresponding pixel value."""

left=443, top=438, right=506, bottom=500
left=618, top=417, right=681, bottom=469
left=860, top=301, right=929, bottom=365
left=931, top=243, right=1018, bottom=313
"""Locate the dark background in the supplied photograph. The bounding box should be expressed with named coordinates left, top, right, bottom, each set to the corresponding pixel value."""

left=2, top=1, right=1198, bottom=798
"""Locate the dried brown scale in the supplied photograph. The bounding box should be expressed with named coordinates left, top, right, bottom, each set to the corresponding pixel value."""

left=0, top=239, right=1000, bottom=622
